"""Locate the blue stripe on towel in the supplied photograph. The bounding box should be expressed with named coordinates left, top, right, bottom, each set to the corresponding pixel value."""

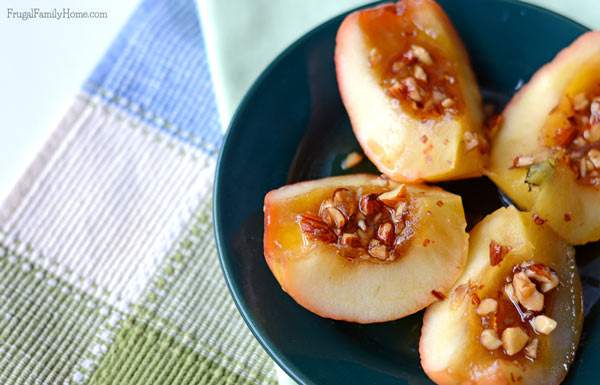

left=83, top=0, right=221, bottom=154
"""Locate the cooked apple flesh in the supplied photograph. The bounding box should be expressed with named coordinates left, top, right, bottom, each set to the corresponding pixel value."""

left=420, top=207, right=582, bottom=385
left=263, top=174, right=468, bottom=323
left=335, top=0, right=486, bottom=182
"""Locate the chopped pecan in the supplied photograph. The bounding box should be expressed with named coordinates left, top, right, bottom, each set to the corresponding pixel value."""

left=332, top=188, right=357, bottom=217
left=378, top=185, right=407, bottom=207
left=411, top=44, right=433, bottom=65
left=340, top=233, right=362, bottom=248
left=502, top=327, right=529, bottom=356
left=489, top=240, right=510, bottom=266
left=377, top=222, right=394, bottom=245
left=480, top=329, right=502, bottom=350
left=340, top=152, right=363, bottom=170
left=359, top=194, right=382, bottom=216
left=297, top=214, right=337, bottom=243
left=368, top=239, right=388, bottom=260
left=512, top=272, right=544, bottom=312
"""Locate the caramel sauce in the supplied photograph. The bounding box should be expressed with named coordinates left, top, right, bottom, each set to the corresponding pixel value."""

left=358, top=3, right=463, bottom=119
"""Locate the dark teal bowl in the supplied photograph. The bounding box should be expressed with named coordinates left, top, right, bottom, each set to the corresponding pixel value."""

left=214, top=1, right=597, bottom=384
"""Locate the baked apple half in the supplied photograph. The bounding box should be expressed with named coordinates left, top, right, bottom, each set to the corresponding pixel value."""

left=488, top=31, right=600, bottom=244
left=263, top=174, right=468, bottom=323
left=335, top=0, right=486, bottom=182
left=420, top=206, right=583, bottom=385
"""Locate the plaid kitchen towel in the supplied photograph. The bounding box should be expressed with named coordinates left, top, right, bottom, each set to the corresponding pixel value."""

left=0, top=0, right=277, bottom=383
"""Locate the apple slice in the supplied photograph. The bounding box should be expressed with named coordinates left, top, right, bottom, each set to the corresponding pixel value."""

left=420, top=206, right=583, bottom=385
left=263, top=174, right=468, bottom=323
left=488, top=31, right=600, bottom=244
left=335, top=0, right=486, bottom=182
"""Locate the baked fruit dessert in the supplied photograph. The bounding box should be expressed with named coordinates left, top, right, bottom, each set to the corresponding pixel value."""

left=335, top=0, right=487, bottom=182
left=488, top=31, right=600, bottom=244
left=420, top=206, right=583, bottom=385
left=263, top=174, right=468, bottom=323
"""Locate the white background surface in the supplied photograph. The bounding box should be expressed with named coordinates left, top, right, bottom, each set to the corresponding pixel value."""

left=0, top=0, right=138, bottom=202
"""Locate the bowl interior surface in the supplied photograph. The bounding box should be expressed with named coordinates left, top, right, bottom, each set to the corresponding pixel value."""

left=214, top=1, right=597, bottom=384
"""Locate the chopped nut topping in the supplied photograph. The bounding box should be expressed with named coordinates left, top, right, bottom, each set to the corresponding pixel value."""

left=377, top=184, right=407, bottom=207
left=413, top=64, right=427, bottom=82
left=332, top=188, right=357, bottom=217
left=340, top=152, right=363, bottom=170
left=297, top=214, right=337, bottom=243
left=542, top=92, right=600, bottom=185
left=299, top=185, right=416, bottom=263
left=525, top=337, right=539, bottom=359
left=377, top=222, right=394, bottom=245
left=340, top=233, right=362, bottom=248
left=432, top=89, right=446, bottom=103
left=372, top=37, right=461, bottom=118
left=411, top=44, right=433, bottom=65
left=387, top=83, right=404, bottom=99
left=359, top=194, right=382, bottom=216
left=531, top=315, right=557, bottom=335
left=368, top=239, right=388, bottom=260
left=476, top=298, right=498, bottom=316
left=513, top=272, right=544, bottom=312
left=524, top=263, right=559, bottom=293
left=591, top=99, right=600, bottom=125
left=357, top=219, right=367, bottom=231
left=501, top=327, right=529, bottom=356
left=441, top=98, right=454, bottom=108
left=533, top=214, right=546, bottom=225
left=463, top=131, right=479, bottom=152
left=480, top=329, right=502, bottom=350
left=511, top=155, right=535, bottom=168
left=323, top=207, right=346, bottom=229
left=475, top=262, right=561, bottom=361
left=588, top=149, right=600, bottom=169
left=585, top=124, right=600, bottom=142
left=402, top=77, right=422, bottom=102
left=489, top=240, right=510, bottom=266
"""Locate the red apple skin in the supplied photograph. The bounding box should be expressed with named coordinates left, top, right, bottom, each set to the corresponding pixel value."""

left=264, top=174, right=468, bottom=323
left=335, top=0, right=486, bottom=183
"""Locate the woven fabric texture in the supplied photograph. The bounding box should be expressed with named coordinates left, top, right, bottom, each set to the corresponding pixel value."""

left=0, top=0, right=276, bottom=384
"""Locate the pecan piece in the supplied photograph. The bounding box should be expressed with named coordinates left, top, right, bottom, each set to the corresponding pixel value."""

left=411, top=44, right=433, bottom=65
left=332, top=188, right=357, bottom=217
left=340, top=233, right=362, bottom=248
left=377, top=185, right=407, bottom=207
left=297, top=214, right=336, bottom=243
left=359, top=194, right=382, bottom=216
left=368, top=239, right=388, bottom=260
left=489, top=240, right=510, bottom=266
left=377, top=222, right=395, bottom=246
